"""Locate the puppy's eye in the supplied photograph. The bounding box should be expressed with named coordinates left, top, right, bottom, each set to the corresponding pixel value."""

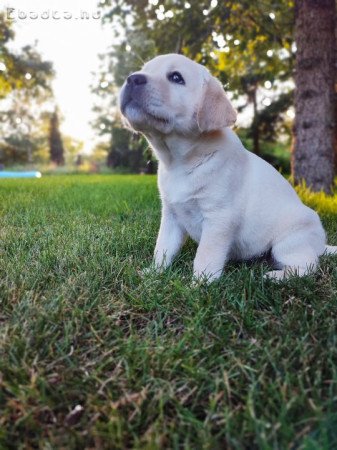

left=167, top=71, right=185, bottom=85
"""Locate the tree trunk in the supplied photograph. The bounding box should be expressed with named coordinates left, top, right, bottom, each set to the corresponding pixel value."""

left=49, top=111, right=65, bottom=166
left=251, top=88, right=260, bottom=155
left=334, top=13, right=337, bottom=171
left=334, top=90, right=337, bottom=170
left=292, top=0, right=336, bottom=194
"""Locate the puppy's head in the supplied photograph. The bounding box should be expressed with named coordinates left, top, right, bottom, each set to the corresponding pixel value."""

left=119, top=54, right=236, bottom=135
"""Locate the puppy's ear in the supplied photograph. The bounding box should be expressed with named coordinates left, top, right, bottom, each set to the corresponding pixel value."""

left=197, top=76, right=237, bottom=132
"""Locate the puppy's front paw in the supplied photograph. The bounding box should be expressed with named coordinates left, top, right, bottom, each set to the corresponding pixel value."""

left=139, top=266, right=153, bottom=277
left=191, top=271, right=220, bottom=286
left=263, top=270, right=286, bottom=281
left=139, top=263, right=163, bottom=278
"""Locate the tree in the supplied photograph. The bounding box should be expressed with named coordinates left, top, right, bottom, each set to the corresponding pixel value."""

left=292, top=0, right=336, bottom=194
left=0, top=90, right=54, bottom=165
left=49, top=110, right=65, bottom=166
left=62, top=135, right=84, bottom=165
left=0, top=13, right=53, bottom=99
left=0, top=13, right=54, bottom=165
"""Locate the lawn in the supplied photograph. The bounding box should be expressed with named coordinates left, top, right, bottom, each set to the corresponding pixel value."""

left=1, top=174, right=337, bottom=449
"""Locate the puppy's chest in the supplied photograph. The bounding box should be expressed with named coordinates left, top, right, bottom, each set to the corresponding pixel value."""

left=159, top=171, right=204, bottom=241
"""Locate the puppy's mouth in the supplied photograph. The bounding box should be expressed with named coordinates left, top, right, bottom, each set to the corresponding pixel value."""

left=146, top=111, right=169, bottom=124
left=123, top=100, right=169, bottom=126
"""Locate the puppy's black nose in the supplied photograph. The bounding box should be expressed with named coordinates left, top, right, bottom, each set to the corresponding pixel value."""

left=127, top=73, right=147, bottom=86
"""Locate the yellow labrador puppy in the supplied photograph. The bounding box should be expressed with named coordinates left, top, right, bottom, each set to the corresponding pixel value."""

left=120, top=53, right=336, bottom=282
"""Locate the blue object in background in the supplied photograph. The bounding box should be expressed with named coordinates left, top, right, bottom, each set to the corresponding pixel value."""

left=0, top=171, right=42, bottom=179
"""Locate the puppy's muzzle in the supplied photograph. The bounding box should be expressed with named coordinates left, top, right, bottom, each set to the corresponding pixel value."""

left=121, top=73, right=147, bottom=113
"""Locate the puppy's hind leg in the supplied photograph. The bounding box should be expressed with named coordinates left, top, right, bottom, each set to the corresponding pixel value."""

left=264, top=232, right=321, bottom=281
left=324, top=245, right=337, bottom=255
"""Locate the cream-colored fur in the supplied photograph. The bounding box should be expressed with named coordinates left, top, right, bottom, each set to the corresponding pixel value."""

left=119, top=53, right=337, bottom=282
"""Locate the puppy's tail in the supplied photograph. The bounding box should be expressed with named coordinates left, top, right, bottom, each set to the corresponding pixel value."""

left=324, top=245, right=337, bottom=255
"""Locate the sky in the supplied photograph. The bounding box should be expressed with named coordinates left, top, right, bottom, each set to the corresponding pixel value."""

left=2, top=0, right=114, bottom=152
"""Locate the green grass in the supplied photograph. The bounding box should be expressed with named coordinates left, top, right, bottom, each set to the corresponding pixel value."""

left=1, top=174, right=337, bottom=450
